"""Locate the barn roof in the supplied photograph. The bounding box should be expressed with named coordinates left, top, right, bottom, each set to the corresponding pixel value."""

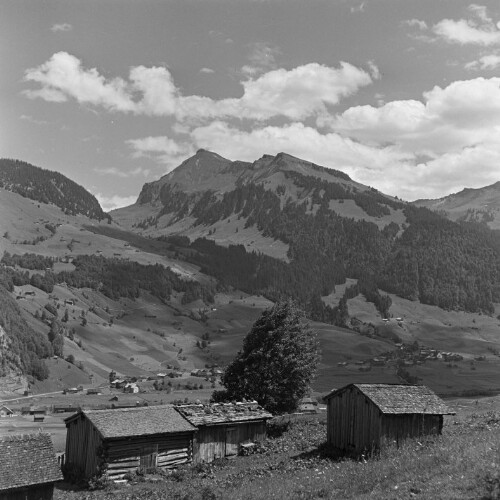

left=0, top=433, right=62, bottom=491
left=66, top=405, right=197, bottom=439
left=175, top=402, right=272, bottom=426
left=324, top=384, right=454, bottom=415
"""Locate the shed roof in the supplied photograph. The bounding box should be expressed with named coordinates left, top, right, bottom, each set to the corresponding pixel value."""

left=175, top=402, right=272, bottom=426
left=324, top=384, right=454, bottom=415
left=0, top=433, right=62, bottom=491
left=66, top=405, right=197, bottom=439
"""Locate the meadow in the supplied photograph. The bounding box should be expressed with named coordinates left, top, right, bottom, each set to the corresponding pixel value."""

left=50, top=396, right=500, bottom=500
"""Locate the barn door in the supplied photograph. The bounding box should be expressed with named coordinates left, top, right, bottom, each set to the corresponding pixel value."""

left=225, top=426, right=238, bottom=456
left=139, top=444, right=158, bottom=471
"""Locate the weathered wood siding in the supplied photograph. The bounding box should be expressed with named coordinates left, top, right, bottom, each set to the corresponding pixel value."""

left=104, top=432, right=194, bottom=480
left=380, top=414, right=442, bottom=447
left=326, top=385, right=381, bottom=455
left=327, top=386, right=446, bottom=455
left=0, top=483, right=55, bottom=500
left=65, top=414, right=103, bottom=480
left=194, top=421, right=267, bottom=463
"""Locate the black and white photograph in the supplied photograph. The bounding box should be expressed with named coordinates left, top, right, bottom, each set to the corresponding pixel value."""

left=1, top=1, right=500, bottom=498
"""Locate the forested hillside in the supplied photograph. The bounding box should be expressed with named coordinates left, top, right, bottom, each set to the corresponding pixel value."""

left=0, top=159, right=109, bottom=220
left=123, top=152, right=500, bottom=316
left=0, top=277, right=52, bottom=381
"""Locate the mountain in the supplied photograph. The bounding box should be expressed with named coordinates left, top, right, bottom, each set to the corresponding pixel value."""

left=112, top=150, right=500, bottom=316
left=414, top=181, right=500, bottom=230
left=0, top=159, right=109, bottom=221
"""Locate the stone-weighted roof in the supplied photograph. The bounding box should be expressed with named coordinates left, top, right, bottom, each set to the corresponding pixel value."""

left=175, top=402, right=272, bottom=426
left=66, top=405, right=197, bottom=439
left=324, top=384, right=454, bottom=415
left=0, top=433, right=62, bottom=492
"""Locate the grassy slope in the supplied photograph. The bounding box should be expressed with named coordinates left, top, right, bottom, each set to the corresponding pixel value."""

left=51, top=402, right=500, bottom=500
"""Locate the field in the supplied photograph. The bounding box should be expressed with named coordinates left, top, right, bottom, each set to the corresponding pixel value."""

left=42, top=396, right=500, bottom=500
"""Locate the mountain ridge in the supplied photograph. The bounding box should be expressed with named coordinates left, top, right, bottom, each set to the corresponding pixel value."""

left=0, top=158, right=109, bottom=221
left=413, top=180, right=500, bottom=230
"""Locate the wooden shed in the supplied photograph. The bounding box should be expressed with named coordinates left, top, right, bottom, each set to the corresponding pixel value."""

left=175, top=402, right=272, bottom=463
left=64, top=405, right=197, bottom=482
left=323, top=383, right=454, bottom=456
left=0, top=433, right=63, bottom=500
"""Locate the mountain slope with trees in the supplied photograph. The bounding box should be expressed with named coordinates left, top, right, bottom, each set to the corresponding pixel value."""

left=113, top=150, right=500, bottom=316
left=0, top=159, right=109, bottom=220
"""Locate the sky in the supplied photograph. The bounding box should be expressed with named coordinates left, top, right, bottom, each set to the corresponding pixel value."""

left=2, top=0, right=500, bottom=211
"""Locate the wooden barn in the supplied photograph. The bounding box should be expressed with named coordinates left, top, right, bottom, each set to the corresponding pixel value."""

left=0, top=433, right=62, bottom=500
left=175, top=402, right=272, bottom=463
left=64, top=406, right=197, bottom=482
left=323, top=383, right=454, bottom=456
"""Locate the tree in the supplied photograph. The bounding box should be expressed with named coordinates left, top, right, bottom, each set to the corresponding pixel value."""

left=216, top=300, right=319, bottom=414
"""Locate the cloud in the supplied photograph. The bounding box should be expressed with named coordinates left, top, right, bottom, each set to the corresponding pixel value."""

left=23, top=52, right=135, bottom=111
left=20, top=114, right=48, bottom=125
left=326, top=77, right=500, bottom=156
left=95, top=193, right=137, bottom=211
left=241, top=42, right=281, bottom=77
left=465, top=53, right=500, bottom=70
left=200, top=67, right=215, bottom=74
left=433, top=6, right=500, bottom=46
left=350, top=3, right=365, bottom=14
left=51, top=23, right=73, bottom=32
left=94, top=166, right=151, bottom=178
left=127, top=136, right=194, bottom=169
left=24, top=53, right=374, bottom=121
left=404, top=19, right=428, bottom=30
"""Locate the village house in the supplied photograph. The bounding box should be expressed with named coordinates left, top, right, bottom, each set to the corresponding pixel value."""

left=0, top=405, right=14, bottom=417
left=0, top=433, right=62, bottom=500
left=123, top=382, right=139, bottom=394
left=64, top=406, right=197, bottom=482
left=175, top=402, right=272, bottom=463
left=297, top=397, right=319, bottom=414
left=323, top=383, right=454, bottom=456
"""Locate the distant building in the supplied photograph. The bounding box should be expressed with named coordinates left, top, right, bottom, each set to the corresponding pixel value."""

left=123, top=383, right=139, bottom=394
left=0, top=433, right=62, bottom=499
left=0, top=405, right=14, bottom=417
left=297, top=397, right=318, bottom=414
left=323, top=383, right=454, bottom=457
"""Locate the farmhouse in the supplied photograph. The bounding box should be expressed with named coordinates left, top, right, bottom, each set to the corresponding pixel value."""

left=64, top=406, right=197, bottom=482
left=297, top=397, right=318, bottom=414
left=0, top=433, right=62, bottom=500
left=0, top=405, right=14, bottom=417
left=323, top=383, right=454, bottom=456
left=175, top=402, right=272, bottom=463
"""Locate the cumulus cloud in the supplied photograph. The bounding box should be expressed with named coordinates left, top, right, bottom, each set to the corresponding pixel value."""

left=350, top=3, right=365, bottom=14
left=24, top=52, right=374, bottom=121
left=200, top=67, right=215, bottom=74
left=404, top=19, right=428, bottom=30
left=433, top=6, right=500, bottom=46
left=241, top=42, right=281, bottom=77
left=23, top=52, right=135, bottom=111
left=51, top=23, right=72, bottom=32
left=95, top=193, right=137, bottom=211
left=94, top=166, right=151, bottom=178
left=127, top=136, right=194, bottom=169
left=326, top=77, right=500, bottom=156
left=465, top=53, right=500, bottom=70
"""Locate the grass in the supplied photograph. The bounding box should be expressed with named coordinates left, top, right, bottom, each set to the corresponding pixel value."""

left=53, top=409, right=500, bottom=500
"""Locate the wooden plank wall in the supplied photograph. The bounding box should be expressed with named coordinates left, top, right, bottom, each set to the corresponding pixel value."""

left=0, top=484, right=55, bottom=500
left=104, top=432, right=194, bottom=480
left=380, top=414, right=442, bottom=447
left=194, top=421, right=267, bottom=464
left=327, top=386, right=381, bottom=455
left=65, top=415, right=103, bottom=480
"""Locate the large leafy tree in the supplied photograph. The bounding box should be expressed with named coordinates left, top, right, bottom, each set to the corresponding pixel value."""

left=218, top=300, right=319, bottom=414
